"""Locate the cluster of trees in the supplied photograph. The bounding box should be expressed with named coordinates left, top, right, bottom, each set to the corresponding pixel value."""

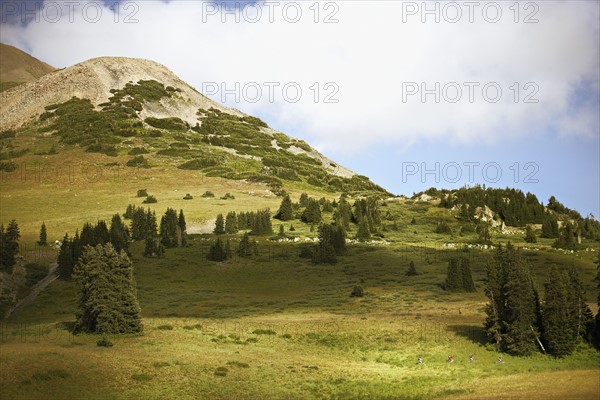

left=0, top=220, right=20, bottom=272
left=214, top=209, right=273, bottom=236
left=439, top=186, right=546, bottom=226
left=483, top=243, right=594, bottom=356
left=125, top=205, right=158, bottom=241
left=445, top=257, right=476, bottom=292
left=207, top=233, right=258, bottom=262
left=437, top=186, right=600, bottom=242
left=312, top=223, right=346, bottom=264
left=74, top=243, right=143, bottom=334
left=58, top=215, right=130, bottom=279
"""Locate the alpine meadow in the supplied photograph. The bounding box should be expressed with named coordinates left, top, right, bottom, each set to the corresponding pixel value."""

left=1, top=1, right=600, bottom=399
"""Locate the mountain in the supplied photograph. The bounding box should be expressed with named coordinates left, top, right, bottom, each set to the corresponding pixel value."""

left=0, top=43, right=55, bottom=91
left=0, top=51, right=389, bottom=203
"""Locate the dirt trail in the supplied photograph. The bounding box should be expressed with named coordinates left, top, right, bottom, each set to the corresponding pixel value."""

left=4, top=262, right=59, bottom=319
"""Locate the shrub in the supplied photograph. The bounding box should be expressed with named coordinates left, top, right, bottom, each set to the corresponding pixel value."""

left=252, top=329, right=276, bottom=335
left=24, top=263, right=48, bottom=287
left=350, top=285, right=364, bottom=297
left=143, top=195, right=158, bottom=204
left=183, top=194, right=193, bottom=200
left=144, top=117, right=188, bottom=131
left=97, top=337, right=113, bottom=347
left=131, top=373, right=152, bottom=382
left=214, top=367, right=228, bottom=377
left=128, top=147, right=149, bottom=155
left=201, top=191, right=215, bottom=198
left=221, top=193, right=235, bottom=200
left=136, top=189, right=148, bottom=197
left=157, top=324, right=174, bottom=330
left=127, top=155, right=150, bottom=168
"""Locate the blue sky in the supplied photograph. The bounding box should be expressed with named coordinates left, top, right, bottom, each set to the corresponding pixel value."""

left=1, top=0, right=598, bottom=216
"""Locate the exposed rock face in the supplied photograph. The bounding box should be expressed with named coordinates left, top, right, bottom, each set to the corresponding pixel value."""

left=0, top=43, right=55, bottom=87
left=474, top=205, right=505, bottom=229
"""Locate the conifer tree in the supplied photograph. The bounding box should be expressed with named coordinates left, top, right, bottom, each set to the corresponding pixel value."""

left=237, top=233, right=257, bottom=257
left=542, top=266, right=575, bottom=356
left=214, top=214, right=225, bottom=235
left=406, top=260, right=418, bottom=276
left=314, top=223, right=337, bottom=264
left=460, top=258, right=476, bottom=292
left=445, top=258, right=462, bottom=291
left=57, top=234, right=74, bottom=280
left=541, top=213, right=559, bottom=238
left=38, top=222, right=48, bottom=246
left=301, top=198, right=322, bottom=224
left=275, top=195, right=294, bottom=221
left=225, top=212, right=238, bottom=234
left=299, top=193, right=309, bottom=208
left=178, top=210, right=187, bottom=246
left=94, top=220, right=110, bottom=245
left=109, top=214, right=129, bottom=253
left=356, top=219, right=371, bottom=241
left=208, top=237, right=227, bottom=261
left=279, top=224, right=285, bottom=237
left=160, top=208, right=179, bottom=248
left=74, top=243, right=143, bottom=334
left=0, top=220, right=20, bottom=271
left=524, top=225, right=537, bottom=243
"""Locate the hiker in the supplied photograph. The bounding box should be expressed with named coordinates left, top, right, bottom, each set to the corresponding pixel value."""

left=417, top=357, right=423, bottom=365
left=497, top=355, right=503, bottom=364
left=447, top=355, right=454, bottom=363
left=469, top=354, right=475, bottom=363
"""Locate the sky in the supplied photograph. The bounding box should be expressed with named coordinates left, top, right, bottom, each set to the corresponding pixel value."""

left=1, top=0, right=599, bottom=216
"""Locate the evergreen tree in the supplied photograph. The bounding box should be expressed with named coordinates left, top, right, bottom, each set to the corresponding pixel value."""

left=57, top=234, right=74, bottom=280
left=214, top=214, right=225, bottom=235
left=524, top=225, right=537, bottom=243
left=73, top=243, right=143, bottom=334
left=541, top=213, right=559, bottom=238
left=237, top=233, right=257, bottom=257
left=335, top=198, right=352, bottom=229
left=38, top=222, right=48, bottom=246
left=356, top=219, right=371, bottom=241
left=278, top=224, right=285, bottom=237
left=299, top=193, right=309, bottom=208
left=109, top=214, right=129, bottom=253
left=313, top=223, right=337, bottom=264
left=144, top=237, right=164, bottom=258
left=225, top=212, right=238, bottom=234
left=94, top=221, right=110, bottom=245
left=275, top=195, right=294, bottom=221
left=476, top=223, right=491, bottom=244
left=553, top=222, right=577, bottom=250
left=208, top=237, right=227, bottom=261
left=542, top=266, right=576, bottom=356
left=332, top=224, right=347, bottom=255
left=178, top=210, right=187, bottom=247
left=406, top=260, right=418, bottom=276
left=503, top=253, right=539, bottom=356
left=565, top=263, right=594, bottom=343
left=289, top=224, right=296, bottom=232
left=160, top=208, right=179, bottom=248
left=0, top=220, right=20, bottom=271
left=301, top=198, right=322, bottom=224
left=445, top=258, right=462, bottom=291
left=460, top=258, right=476, bottom=292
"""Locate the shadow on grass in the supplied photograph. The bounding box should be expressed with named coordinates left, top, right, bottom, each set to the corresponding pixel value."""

left=447, top=324, right=487, bottom=346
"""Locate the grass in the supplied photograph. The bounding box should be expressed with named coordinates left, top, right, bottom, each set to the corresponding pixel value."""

left=1, top=233, right=598, bottom=399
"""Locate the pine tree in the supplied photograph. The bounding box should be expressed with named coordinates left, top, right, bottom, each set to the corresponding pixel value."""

left=0, top=220, right=20, bottom=271
left=445, top=258, right=462, bottom=291
left=278, top=224, right=285, bottom=237
left=225, top=212, right=238, bottom=234
left=109, top=214, right=129, bottom=253
left=159, top=208, right=179, bottom=248
left=541, top=213, right=559, bottom=238
left=73, top=243, right=143, bottom=334
left=275, top=195, right=294, bottom=221
left=335, top=198, right=352, bottom=229
left=332, top=224, right=346, bottom=255
left=144, top=237, right=164, bottom=258
left=565, top=263, right=594, bottom=343
left=406, top=260, right=418, bottom=276
left=503, top=254, right=539, bottom=356
left=94, top=221, right=110, bottom=245
left=356, top=219, right=370, bottom=241
left=542, top=266, right=576, bottom=356
left=299, top=193, right=309, bottom=208
left=57, top=234, right=74, bottom=280
left=476, top=223, right=491, bottom=244
left=208, top=237, right=227, bottom=261
left=301, top=198, right=322, bottom=224
left=553, top=222, right=577, bottom=250
left=38, top=222, right=48, bottom=246
left=178, top=210, right=187, bottom=247
left=214, top=214, right=225, bottom=235
left=237, top=233, right=257, bottom=257
left=314, top=223, right=337, bottom=264
left=524, top=225, right=537, bottom=243
left=460, top=258, right=476, bottom=292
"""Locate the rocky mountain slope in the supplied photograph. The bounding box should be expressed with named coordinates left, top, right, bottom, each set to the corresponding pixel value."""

left=0, top=43, right=55, bottom=91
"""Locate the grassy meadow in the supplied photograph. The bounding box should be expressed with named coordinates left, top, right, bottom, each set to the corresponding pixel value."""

left=1, top=132, right=599, bottom=398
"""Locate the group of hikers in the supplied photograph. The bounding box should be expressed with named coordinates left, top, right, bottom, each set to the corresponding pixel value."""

left=417, top=355, right=503, bottom=364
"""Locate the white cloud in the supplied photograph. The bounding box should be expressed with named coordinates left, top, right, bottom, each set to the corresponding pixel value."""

left=1, top=0, right=598, bottom=155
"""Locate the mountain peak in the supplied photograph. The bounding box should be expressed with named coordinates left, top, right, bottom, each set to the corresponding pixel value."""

left=0, top=43, right=55, bottom=91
